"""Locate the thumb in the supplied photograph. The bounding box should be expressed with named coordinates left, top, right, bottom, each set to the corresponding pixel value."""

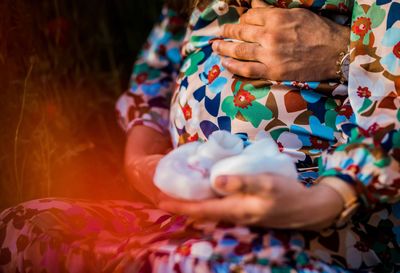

left=251, top=0, right=271, bottom=8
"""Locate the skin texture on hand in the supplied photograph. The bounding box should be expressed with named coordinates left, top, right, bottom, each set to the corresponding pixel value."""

left=160, top=174, right=349, bottom=231
left=212, top=0, right=350, bottom=81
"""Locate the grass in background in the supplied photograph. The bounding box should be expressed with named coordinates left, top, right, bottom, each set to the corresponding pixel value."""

left=0, top=0, right=163, bottom=210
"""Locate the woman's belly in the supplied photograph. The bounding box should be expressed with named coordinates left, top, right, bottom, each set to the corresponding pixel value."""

left=169, top=0, right=351, bottom=166
left=169, top=45, right=350, bottom=166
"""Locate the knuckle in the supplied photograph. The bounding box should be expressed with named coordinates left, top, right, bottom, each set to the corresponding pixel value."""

left=291, top=8, right=307, bottom=17
left=245, top=8, right=257, bottom=17
left=239, top=12, right=249, bottom=23
left=234, top=43, right=249, bottom=58
left=222, top=24, right=229, bottom=33
left=267, top=34, right=279, bottom=48
left=223, top=24, right=233, bottom=36
left=261, top=178, right=276, bottom=193
left=235, top=209, right=252, bottom=221
left=269, top=70, right=283, bottom=80
left=237, top=26, right=246, bottom=39
left=241, top=65, right=250, bottom=76
left=269, top=12, right=284, bottom=27
left=241, top=66, right=256, bottom=78
left=266, top=59, right=283, bottom=79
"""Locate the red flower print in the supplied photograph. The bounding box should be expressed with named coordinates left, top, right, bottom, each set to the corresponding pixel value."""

left=291, top=81, right=310, bottom=90
left=177, top=244, right=191, bottom=256
left=354, top=241, right=370, bottom=252
left=233, top=89, right=256, bottom=109
left=170, top=16, right=185, bottom=27
left=181, top=103, right=192, bottom=120
left=143, top=41, right=151, bottom=50
left=158, top=44, right=167, bottom=56
left=168, top=16, right=185, bottom=34
left=352, top=17, right=372, bottom=37
left=234, top=242, right=252, bottom=255
left=187, top=133, right=199, bottom=142
left=393, top=41, right=400, bottom=59
left=357, top=86, right=371, bottom=98
left=346, top=164, right=360, bottom=174
left=358, top=122, right=380, bottom=137
left=367, top=122, right=379, bottom=134
left=338, top=3, right=349, bottom=13
left=208, top=65, right=221, bottom=83
left=310, top=136, right=330, bottom=149
left=277, top=0, right=288, bottom=8
left=336, top=104, right=353, bottom=119
left=136, top=73, right=148, bottom=84
left=277, top=142, right=284, bottom=153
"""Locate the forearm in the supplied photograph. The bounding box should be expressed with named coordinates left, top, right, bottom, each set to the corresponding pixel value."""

left=323, top=20, right=350, bottom=80
left=124, top=125, right=171, bottom=163
left=124, top=125, right=172, bottom=204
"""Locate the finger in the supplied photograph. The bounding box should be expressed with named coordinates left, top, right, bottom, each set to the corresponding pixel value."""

left=240, top=11, right=264, bottom=26
left=214, top=174, right=272, bottom=195
left=221, top=58, right=268, bottom=79
left=252, top=0, right=271, bottom=8
left=221, top=24, right=264, bottom=43
left=240, top=7, right=272, bottom=25
left=212, top=41, right=262, bottom=61
left=160, top=198, right=244, bottom=222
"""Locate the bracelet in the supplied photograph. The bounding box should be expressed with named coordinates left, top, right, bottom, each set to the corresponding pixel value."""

left=335, top=47, right=351, bottom=84
left=316, top=177, right=360, bottom=228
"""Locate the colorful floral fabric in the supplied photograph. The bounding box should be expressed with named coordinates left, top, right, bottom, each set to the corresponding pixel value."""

left=1, top=0, right=400, bottom=272
left=318, top=0, right=400, bottom=210
left=1, top=196, right=398, bottom=272
left=117, top=0, right=400, bottom=209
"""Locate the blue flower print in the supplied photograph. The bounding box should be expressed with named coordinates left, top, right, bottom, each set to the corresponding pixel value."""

left=199, top=55, right=227, bottom=94
left=381, top=26, right=400, bottom=75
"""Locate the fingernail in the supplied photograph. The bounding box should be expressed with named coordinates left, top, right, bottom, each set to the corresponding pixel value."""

left=221, top=58, right=230, bottom=67
left=212, top=41, right=220, bottom=51
left=215, top=175, right=228, bottom=189
left=225, top=176, right=242, bottom=192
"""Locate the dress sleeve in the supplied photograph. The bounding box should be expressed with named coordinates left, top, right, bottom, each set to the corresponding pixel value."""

left=318, top=0, right=400, bottom=209
left=116, top=6, right=187, bottom=134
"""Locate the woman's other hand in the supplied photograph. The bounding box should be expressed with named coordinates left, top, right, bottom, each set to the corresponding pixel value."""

left=124, top=125, right=174, bottom=205
left=160, top=174, right=346, bottom=231
left=212, top=0, right=350, bottom=81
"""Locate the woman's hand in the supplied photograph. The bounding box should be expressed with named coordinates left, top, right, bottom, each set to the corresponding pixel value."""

left=212, top=0, right=350, bottom=81
left=125, top=153, right=175, bottom=205
left=160, top=174, right=345, bottom=230
left=124, top=125, right=174, bottom=205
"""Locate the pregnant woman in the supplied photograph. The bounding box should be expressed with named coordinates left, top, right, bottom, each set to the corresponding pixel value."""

left=1, top=0, right=399, bottom=272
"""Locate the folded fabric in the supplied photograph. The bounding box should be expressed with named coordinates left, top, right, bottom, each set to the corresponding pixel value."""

left=154, top=131, right=297, bottom=200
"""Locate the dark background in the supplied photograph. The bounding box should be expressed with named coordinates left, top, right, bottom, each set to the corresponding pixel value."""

left=0, top=0, right=163, bottom=210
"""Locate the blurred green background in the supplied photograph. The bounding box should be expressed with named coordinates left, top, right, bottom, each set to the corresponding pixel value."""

left=0, top=0, right=164, bottom=210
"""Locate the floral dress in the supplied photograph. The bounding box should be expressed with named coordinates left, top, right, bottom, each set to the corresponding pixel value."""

left=1, top=0, right=400, bottom=272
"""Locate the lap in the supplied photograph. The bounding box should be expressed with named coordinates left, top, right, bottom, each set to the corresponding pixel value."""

left=1, top=198, right=397, bottom=272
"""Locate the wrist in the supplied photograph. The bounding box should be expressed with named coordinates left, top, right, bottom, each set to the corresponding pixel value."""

left=125, top=125, right=172, bottom=159
left=300, top=178, right=347, bottom=230
left=328, top=24, right=350, bottom=80
left=308, top=176, right=360, bottom=230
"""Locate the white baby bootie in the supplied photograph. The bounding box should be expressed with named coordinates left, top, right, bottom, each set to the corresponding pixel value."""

left=153, top=130, right=244, bottom=200
left=209, top=133, right=298, bottom=196
left=154, top=130, right=298, bottom=200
